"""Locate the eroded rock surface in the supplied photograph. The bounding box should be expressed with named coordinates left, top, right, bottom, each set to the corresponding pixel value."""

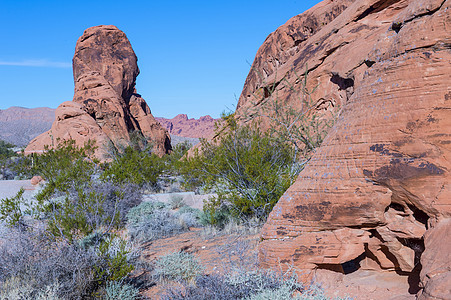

left=156, top=114, right=219, bottom=139
left=240, top=0, right=451, bottom=298
left=26, top=25, right=171, bottom=159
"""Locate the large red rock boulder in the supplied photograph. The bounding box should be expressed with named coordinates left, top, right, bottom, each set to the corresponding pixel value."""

left=26, top=25, right=171, bottom=159
left=236, top=0, right=450, bottom=298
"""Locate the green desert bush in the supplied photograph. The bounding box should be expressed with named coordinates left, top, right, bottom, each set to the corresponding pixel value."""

left=14, top=139, right=98, bottom=201
left=0, top=139, right=15, bottom=160
left=180, top=117, right=296, bottom=225
left=154, top=251, right=205, bottom=282
left=101, top=146, right=165, bottom=189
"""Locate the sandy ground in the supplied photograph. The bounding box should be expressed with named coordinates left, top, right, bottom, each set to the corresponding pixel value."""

left=0, top=179, right=41, bottom=200
left=142, top=192, right=217, bottom=210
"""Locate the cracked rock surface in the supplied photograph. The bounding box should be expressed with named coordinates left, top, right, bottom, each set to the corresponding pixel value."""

left=26, top=25, right=171, bottom=159
left=237, top=0, right=450, bottom=299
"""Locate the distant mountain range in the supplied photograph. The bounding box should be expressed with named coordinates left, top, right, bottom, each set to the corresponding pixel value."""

left=0, top=107, right=55, bottom=147
left=0, top=107, right=218, bottom=147
left=155, top=114, right=218, bottom=139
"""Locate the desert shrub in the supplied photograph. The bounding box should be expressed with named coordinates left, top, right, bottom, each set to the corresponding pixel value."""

left=0, top=188, right=26, bottom=228
left=126, top=201, right=201, bottom=242
left=0, top=140, right=15, bottom=160
left=169, top=195, right=186, bottom=209
left=103, top=280, right=140, bottom=300
left=177, top=205, right=201, bottom=215
left=125, top=201, right=168, bottom=225
left=154, top=251, right=205, bottom=282
left=180, top=121, right=295, bottom=225
left=162, top=267, right=351, bottom=300
left=161, top=269, right=298, bottom=300
left=101, top=146, right=164, bottom=188
left=0, top=179, right=141, bottom=242
left=0, top=226, right=136, bottom=299
left=176, top=210, right=201, bottom=228
left=94, top=235, right=135, bottom=285
left=198, top=202, right=232, bottom=229
left=165, top=141, right=193, bottom=173
left=0, top=227, right=99, bottom=299
left=68, top=181, right=143, bottom=225
left=0, top=276, right=35, bottom=300
left=14, top=140, right=98, bottom=201
left=127, top=208, right=185, bottom=242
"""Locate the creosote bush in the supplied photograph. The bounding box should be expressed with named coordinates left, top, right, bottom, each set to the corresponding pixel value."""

left=180, top=116, right=296, bottom=226
left=0, top=140, right=16, bottom=160
left=14, top=139, right=99, bottom=202
left=101, top=146, right=165, bottom=189
left=0, top=140, right=143, bottom=298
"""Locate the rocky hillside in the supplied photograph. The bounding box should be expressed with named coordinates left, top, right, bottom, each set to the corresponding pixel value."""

left=156, top=114, right=219, bottom=139
left=0, top=107, right=54, bottom=147
left=236, top=0, right=450, bottom=299
left=25, top=25, right=171, bottom=159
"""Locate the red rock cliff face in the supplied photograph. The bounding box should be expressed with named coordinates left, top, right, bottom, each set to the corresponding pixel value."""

left=26, top=25, right=171, bottom=158
left=238, top=0, right=450, bottom=299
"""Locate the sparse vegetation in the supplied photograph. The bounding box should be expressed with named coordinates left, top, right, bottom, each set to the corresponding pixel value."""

left=0, top=140, right=15, bottom=160
left=160, top=263, right=350, bottom=300
left=101, top=146, right=165, bottom=189
left=0, top=140, right=19, bottom=180
left=180, top=116, right=296, bottom=226
left=126, top=201, right=201, bottom=243
left=154, top=251, right=205, bottom=282
left=103, top=280, right=140, bottom=300
left=0, top=65, right=337, bottom=299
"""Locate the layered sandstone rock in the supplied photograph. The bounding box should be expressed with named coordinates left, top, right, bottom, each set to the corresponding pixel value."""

left=156, top=114, right=219, bottom=138
left=26, top=25, right=171, bottom=159
left=239, top=0, right=451, bottom=298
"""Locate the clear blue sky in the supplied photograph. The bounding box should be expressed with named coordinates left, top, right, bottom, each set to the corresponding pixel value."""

left=0, top=0, right=320, bottom=118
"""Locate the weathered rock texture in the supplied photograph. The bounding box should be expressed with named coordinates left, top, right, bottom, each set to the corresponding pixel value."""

left=237, top=0, right=450, bottom=299
left=26, top=25, right=171, bottom=158
left=156, top=114, right=219, bottom=139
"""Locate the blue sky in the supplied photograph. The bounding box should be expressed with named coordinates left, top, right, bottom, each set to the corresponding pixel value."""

left=0, top=0, right=320, bottom=118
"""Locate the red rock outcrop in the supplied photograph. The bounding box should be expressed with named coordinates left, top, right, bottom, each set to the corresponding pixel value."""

left=155, top=114, right=219, bottom=139
left=236, top=0, right=450, bottom=298
left=26, top=25, right=171, bottom=158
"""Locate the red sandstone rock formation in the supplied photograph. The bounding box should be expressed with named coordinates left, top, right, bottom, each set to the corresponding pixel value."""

left=155, top=114, right=219, bottom=139
left=237, top=0, right=450, bottom=299
left=26, top=25, right=171, bottom=159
